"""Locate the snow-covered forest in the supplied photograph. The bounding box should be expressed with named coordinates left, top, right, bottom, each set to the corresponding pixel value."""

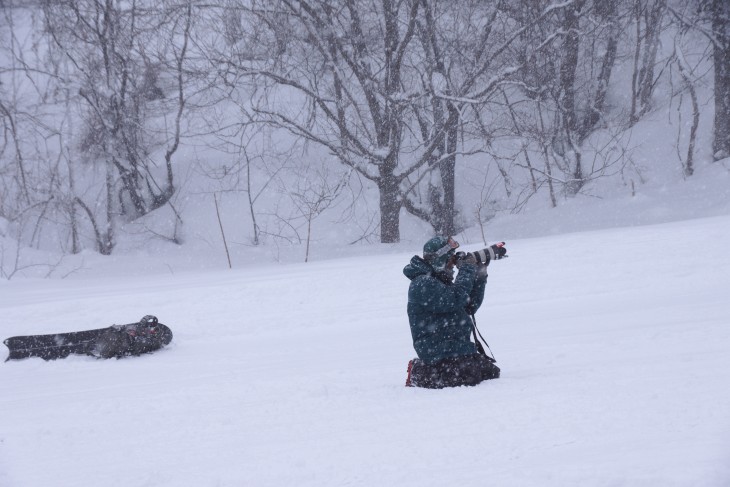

left=2, top=2, right=730, bottom=485
left=1, top=0, right=729, bottom=276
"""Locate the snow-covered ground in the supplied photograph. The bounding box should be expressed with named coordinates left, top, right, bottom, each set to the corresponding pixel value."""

left=2, top=211, right=729, bottom=486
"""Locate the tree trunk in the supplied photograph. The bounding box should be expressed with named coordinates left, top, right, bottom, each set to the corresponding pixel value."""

left=630, top=0, right=665, bottom=125
left=676, top=45, right=699, bottom=177
left=559, top=2, right=581, bottom=135
left=560, top=1, right=585, bottom=196
left=102, top=159, right=115, bottom=255
left=712, top=0, right=730, bottom=160
left=580, top=0, right=619, bottom=140
left=439, top=104, right=458, bottom=236
left=379, top=163, right=401, bottom=243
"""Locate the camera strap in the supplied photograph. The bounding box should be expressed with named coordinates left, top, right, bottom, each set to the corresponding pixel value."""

left=470, top=314, right=496, bottom=363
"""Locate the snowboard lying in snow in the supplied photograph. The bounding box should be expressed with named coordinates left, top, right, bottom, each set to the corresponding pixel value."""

left=3, top=315, right=172, bottom=361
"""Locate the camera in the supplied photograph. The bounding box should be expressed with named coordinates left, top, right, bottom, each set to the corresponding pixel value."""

left=454, top=249, right=489, bottom=265
left=454, top=242, right=507, bottom=266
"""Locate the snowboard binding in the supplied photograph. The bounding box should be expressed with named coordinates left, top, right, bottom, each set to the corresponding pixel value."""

left=139, top=315, right=159, bottom=327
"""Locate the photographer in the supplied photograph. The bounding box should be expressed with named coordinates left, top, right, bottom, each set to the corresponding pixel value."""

left=403, top=236, right=505, bottom=389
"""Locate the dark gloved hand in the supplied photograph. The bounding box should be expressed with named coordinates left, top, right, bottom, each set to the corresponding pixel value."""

left=454, top=251, right=477, bottom=269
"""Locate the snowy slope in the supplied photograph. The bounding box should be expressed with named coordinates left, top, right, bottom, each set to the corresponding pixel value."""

left=1, top=215, right=730, bottom=487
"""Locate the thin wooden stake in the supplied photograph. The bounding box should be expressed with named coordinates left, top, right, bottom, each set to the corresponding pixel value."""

left=214, top=193, right=232, bottom=269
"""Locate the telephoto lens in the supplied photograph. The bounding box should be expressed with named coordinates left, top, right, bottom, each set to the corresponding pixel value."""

left=470, top=248, right=490, bottom=265
left=455, top=242, right=507, bottom=266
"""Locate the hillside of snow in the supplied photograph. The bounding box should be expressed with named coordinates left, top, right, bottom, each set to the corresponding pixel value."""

left=2, top=210, right=729, bottom=486
left=2, top=5, right=730, bottom=484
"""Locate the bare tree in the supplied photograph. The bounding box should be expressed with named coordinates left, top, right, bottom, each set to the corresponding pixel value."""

left=506, top=0, right=638, bottom=199
left=0, top=3, right=68, bottom=253
left=669, top=0, right=730, bottom=161
left=223, top=0, right=422, bottom=243
left=673, top=43, right=700, bottom=177
left=580, top=0, right=621, bottom=139
left=629, top=0, right=667, bottom=126
left=288, top=166, right=349, bottom=262
left=708, top=0, right=730, bottom=160
left=42, top=0, right=193, bottom=253
left=220, top=0, right=578, bottom=241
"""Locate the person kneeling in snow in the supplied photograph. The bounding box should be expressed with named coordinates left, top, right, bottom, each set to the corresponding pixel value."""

left=404, top=236, right=504, bottom=388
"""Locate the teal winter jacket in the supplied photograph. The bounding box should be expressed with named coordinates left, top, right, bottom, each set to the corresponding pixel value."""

left=403, top=255, right=488, bottom=364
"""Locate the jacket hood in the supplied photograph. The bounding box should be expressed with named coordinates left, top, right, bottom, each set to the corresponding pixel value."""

left=403, top=255, right=434, bottom=281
